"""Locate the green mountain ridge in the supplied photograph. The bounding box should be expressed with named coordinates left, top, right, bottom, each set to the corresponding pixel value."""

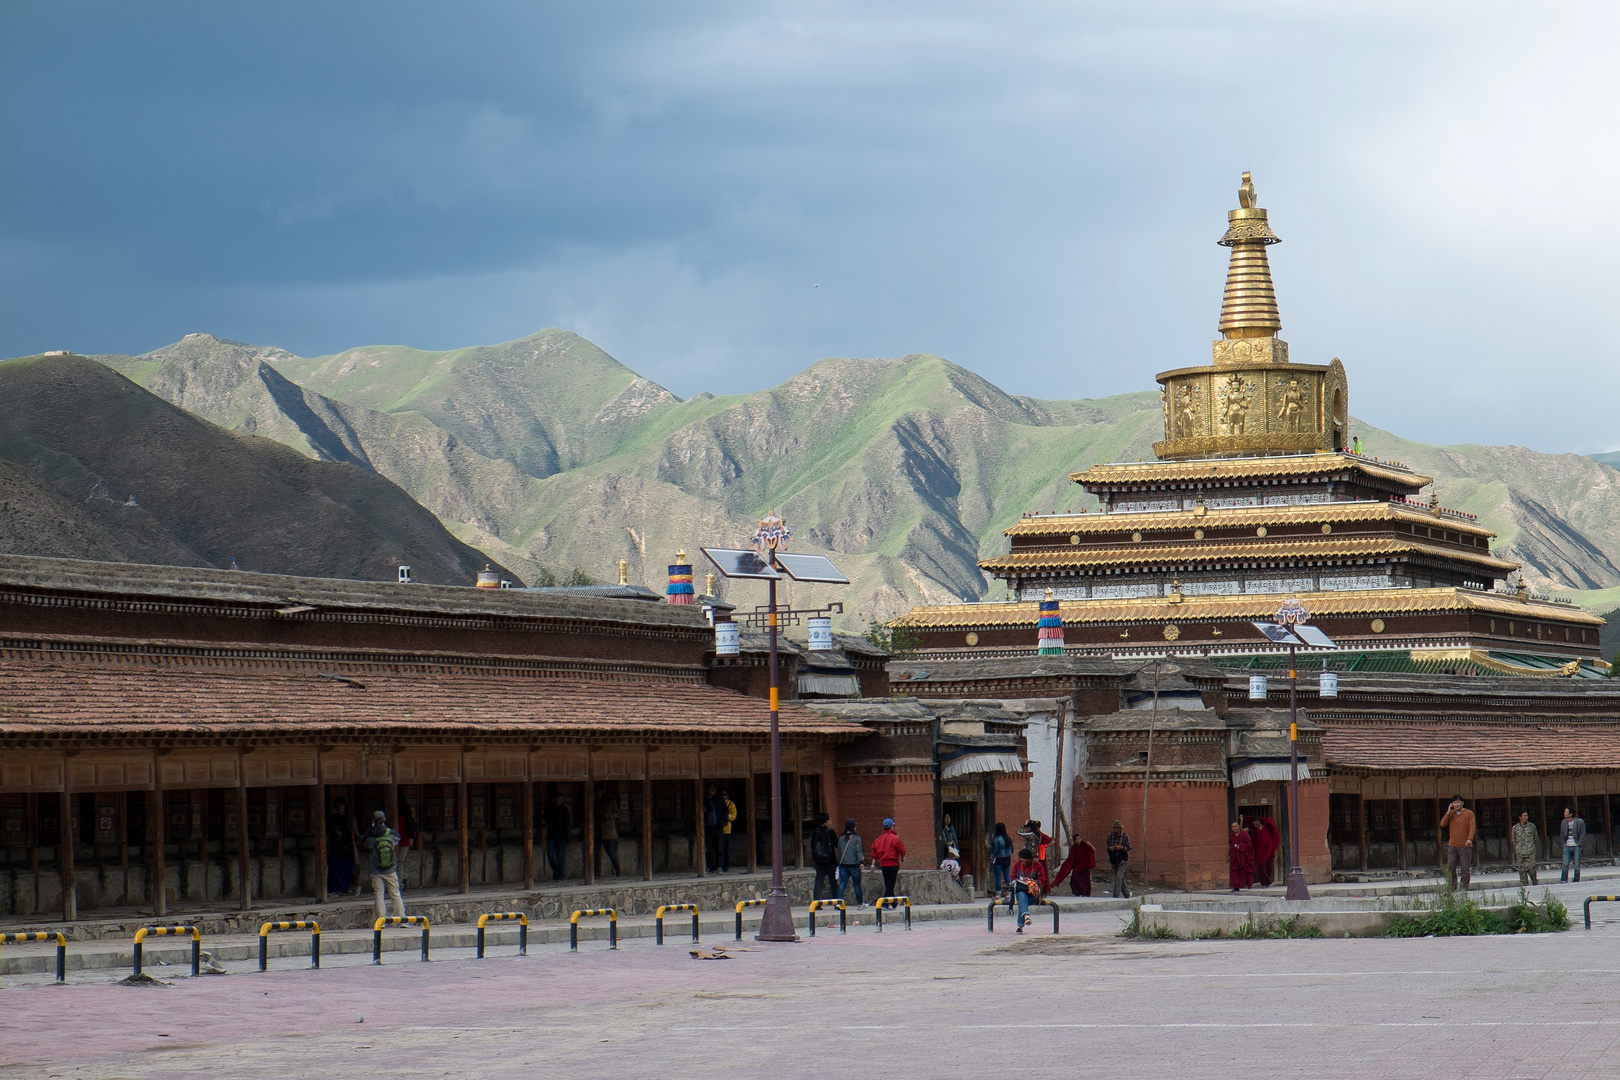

left=49, top=328, right=1620, bottom=630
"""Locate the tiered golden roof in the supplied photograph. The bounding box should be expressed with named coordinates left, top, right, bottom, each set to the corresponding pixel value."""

left=981, top=536, right=1517, bottom=575
left=1001, top=500, right=1497, bottom=541
left=1218, top=171, right=1282, bottom=340
left=1070, top=452, right=1430, bottom=489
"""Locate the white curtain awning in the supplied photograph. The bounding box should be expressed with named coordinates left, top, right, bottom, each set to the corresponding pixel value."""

left=941, top=752, right=1025, bottom=780
left=1232, top=762, right=1313, bottom=787
left=797, top=674, right=861, bottom=696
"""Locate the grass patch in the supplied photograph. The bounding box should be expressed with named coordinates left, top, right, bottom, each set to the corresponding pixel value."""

left=1119, top=909, right=1178, bottom=940
left=1229, top=913, right=1324, bottom=939
left=1387, top=889, right=1570, bottom=937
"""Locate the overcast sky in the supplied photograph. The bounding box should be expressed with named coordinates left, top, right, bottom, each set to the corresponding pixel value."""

left=3, top=2, right=1617, bottom=451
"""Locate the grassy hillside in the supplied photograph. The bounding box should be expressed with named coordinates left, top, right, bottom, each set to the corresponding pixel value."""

left=66, top=329, right=1620, bottom=625
left=0, top=354, right=514, bottom=585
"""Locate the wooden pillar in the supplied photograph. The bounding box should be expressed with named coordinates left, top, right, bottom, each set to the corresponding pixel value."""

left=236, top=751, right=252, bottom=911
left=789, top=771, right=803, bottom=870
left=456, top=749, right=470, bottom=895
left=1357, top=792, right=1368, bottom=872
left=119, top=790, right=130, bottom=872
left=522, top=753, right=535, bottom=891
left=1603, top=778, right=1614, bottom=859
left=313, top=771, right=328, bottom=904
left=583, top=755, right=597, bottom=886
left=642, top=747, right=654, bottom=882
left=1397, top=788, right=1407, bottom=871
left=151, top=750, right=168, bottom=917
left=695, top=748, right=707, bottom=877
left=745, top=768, right=758, bottom=874
left=60, top=781, right=77, bottom=923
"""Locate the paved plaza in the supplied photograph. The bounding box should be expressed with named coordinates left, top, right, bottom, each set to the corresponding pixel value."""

left=5, top=896, right=1620, bottom=1080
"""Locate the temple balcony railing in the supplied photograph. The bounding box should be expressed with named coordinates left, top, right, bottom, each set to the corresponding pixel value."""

left=1387, top=496, right=1478, bottom=522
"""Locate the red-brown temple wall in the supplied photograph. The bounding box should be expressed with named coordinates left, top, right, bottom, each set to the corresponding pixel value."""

left=832, top=768, right=935, bottom=870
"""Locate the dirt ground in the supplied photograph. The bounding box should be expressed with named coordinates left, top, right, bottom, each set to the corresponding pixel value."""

left=5, top=908, right=1620, bottom=1079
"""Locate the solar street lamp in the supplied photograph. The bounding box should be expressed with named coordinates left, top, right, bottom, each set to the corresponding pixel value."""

left=703, top=513, right=849, bottom=942
left=1251, top=599, right=1336, bottom=902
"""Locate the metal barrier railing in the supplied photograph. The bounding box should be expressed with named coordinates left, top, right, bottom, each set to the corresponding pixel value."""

left=373, top=916, right=430, bottom=964
left=807, top=899, right=846, bottom=936
left=258, top=921, right=320, bottom=971
left=987, top=898, right=1060, bottom=934
left=132, top=926, right=201, bottom=978
left=1584, top=895, right=1620, bottom=929
left=655, top=904, right=700, bottom=946
left=874, top=896, right=911, bottom=932
left=734, top=898, right=767, bottom=940
left=476, top=913, right=528, bottom=958
left=0, top=931, right=66, bottom=985
left=570, top=909, right=617, bottom=951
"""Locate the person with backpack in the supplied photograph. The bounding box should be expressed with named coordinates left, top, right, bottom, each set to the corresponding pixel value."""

left=835, top=818, right=865, bottom=907
left=1009, top=846, right=1050, bottom=932
left=989, top=822, right=1014, bottom=899
left=364, top=810, right=405, bottom=920
left=810, top=812, right=840, bottom=900
left=1106, top=819, right=1132, bottom=898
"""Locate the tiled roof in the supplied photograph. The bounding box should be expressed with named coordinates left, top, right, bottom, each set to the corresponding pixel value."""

left=0, top=660, right=862, bottom=739
left=0, top=553, right=711, bottom=632
left=1004, top=501, right=1495, bottom=540
left=1325, top=722, right=1620, bottom=772
left=892, top=587, right=1607, bottom=629
left=1070, top=453, right=1431, bottom=489
left=981, top=536, right=1516, bottom=574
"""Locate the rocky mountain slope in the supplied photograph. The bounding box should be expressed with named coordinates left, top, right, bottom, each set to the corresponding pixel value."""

left=0, top=353, right=511, bottom=585
left=73, top=330, right=1620, bottom=631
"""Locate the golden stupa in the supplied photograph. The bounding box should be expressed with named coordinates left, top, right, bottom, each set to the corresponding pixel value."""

left=1154, top=172, right=1348, bottom=460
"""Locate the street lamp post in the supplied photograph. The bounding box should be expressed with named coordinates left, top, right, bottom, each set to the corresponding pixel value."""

left=1274, top=598, right=1312, bottom=901
left=703, top=514, right=849, bottom=943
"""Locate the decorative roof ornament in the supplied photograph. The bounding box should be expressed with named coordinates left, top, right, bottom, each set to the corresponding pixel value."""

left=1217, top=171, right=1283, bottom=340
left=667, top=550, right=695, bottom=605
left=1037, top=588, right=1065, bottom=656
left=752, top=511, right=791, bottom=557
left=1274, top=597, right=1309, bottom=627
left=617, top=559, right=630, bottom=586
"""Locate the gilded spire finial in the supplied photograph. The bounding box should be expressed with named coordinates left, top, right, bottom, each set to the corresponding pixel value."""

left=1217, top=171, right=1282, bottom=341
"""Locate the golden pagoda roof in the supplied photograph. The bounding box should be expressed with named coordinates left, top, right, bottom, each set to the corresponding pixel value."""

left=980, top=536, right=1518, bottom=575
left=1004, top=499, right=1494, bottom=540
left=1071, top=452, right=1430, bottom=489
left=1218, top=172, right=1283, bottom=339
left=893, top=588, right=1606, bottom=630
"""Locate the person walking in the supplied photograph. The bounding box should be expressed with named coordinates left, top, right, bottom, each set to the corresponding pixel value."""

left=1050, top=838, right=1096, bottom=897
left=1248, top=817, right=1280, bottom=888
left=1106, top=820, right=1132, bottom=898
left=809, top=812, right=840, bottom=900
left=1009, top=846, right=1050, bottom=932
left=1439, top=795, right=1476, bottom=891
left=989, top=822, right=1014, bottom=898
left=364, top=810, right=405, bottom=920
left=1228, top=821, right=1255, bottom=892
left=1560, top=806, right=1587, bottom=883
left=1512, top=810, right=1539, bottom=886
left=327, top=796, right=359, bottom=896
left=835, top=818, right=865, bottom=907
left=871, top=818, right=907, bottom=899
left=544, top=792, right=571, bottom=881
left=593, top=782, right=622, bottom=877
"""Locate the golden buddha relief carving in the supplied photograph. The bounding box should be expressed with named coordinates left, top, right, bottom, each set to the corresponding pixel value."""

left=1216, top=374, right=1255, bottom=435
left=1172, top=381, right=1204, bottom=438
left=1274, top=375, right=1311, bottom=433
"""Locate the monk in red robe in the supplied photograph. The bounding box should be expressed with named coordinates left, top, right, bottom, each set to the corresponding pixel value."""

left=1228, top=821, right=1255, bottom=892
left=1050, top=840, right=1096, bottom=896
left=1249, top=817, right=1279, bottom=888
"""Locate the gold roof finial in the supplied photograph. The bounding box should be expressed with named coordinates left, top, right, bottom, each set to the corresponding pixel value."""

left=1218, top=171, right=1282, bottom=340
left=617, top=559, right=630, bottom=586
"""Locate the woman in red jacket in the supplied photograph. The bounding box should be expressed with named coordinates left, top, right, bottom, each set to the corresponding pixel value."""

left=1010, top=847, right=1050, bottom=932
left=1049, top=839, right=1096, bottom=897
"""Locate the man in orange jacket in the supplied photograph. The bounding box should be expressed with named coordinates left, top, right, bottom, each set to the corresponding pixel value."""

left=870, top=818, right=907, bottom=899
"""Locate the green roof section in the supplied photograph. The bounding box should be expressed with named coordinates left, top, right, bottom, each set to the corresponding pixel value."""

left=1209, top=650, right=1612, bottom=679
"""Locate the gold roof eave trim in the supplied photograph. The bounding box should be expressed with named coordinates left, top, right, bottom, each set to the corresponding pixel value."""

left=979, top=537, right=1518, bottom=574
left=1071, top=453, right=1432, bottom=489
left=1004, top=501, right=1494, bottom=540
left=891, top=587, right=1608, bottom=630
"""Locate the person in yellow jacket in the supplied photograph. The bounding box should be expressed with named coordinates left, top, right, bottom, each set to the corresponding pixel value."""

left=708, top=787, right=739, bottom=872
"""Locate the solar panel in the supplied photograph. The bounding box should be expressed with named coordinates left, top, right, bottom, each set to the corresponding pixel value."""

left=773, top=552, right=850, bottom=584
left=1251, top=622, right=1296, bottom=643
left=1292, top=624, right=1337, bottom=649
left=700, top=548, right=781, bottom=580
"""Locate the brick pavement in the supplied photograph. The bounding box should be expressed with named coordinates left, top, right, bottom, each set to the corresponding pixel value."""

left=5, top=907, right=1620, bottom=1079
